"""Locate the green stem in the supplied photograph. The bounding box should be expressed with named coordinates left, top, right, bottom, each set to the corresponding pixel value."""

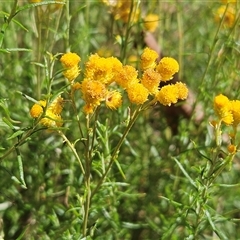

left=177, top=3, right=184, bottom=80
left=91, top=105, right=142, bottom=199
left=58, top=131, right=85, bottom=175
left=120, top=0, right=135, bottom=63
left=0, top=125, right=43, bottom=162
left=82, top=114, right=92, bottom=236
left=0, top=0, right=18, bottom=48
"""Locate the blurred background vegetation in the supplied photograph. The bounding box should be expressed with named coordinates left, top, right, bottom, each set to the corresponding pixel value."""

left=1, top=0, right=240, bottom=239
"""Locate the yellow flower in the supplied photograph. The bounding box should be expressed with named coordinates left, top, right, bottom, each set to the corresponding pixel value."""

left=81, top=79, right=107, bottom=106
left=60, top=52, right=81, bottom=68
left=30, top=97, right=63, bottom=128
left=215, top=5, right=235, bottom=28
left=63, top=65, right=80, bottom=82
left=143, top=14, right=159, bottom=33
left=30, top=101, right=45, bottom=118
left=127, top=83, right=149, bottom=105
left=83, top=104, right=94, bottom=115
left=105, top=91, right=122, bottom=110
left=214, top=94, right=233, bottom=125
left=30, top=104, right=43, bottom=118
left=230, top=100, right=240, bottom=126
left=71, top=82, right=81, bottom=91
left=48, top=96, right=64, bottom=115
left=114, top=65, right=139, bottom=89
left=40, top=110, right=63, bottom=128
left=156, top=84, right=179, bottom=106
left=141, top=47, right=159, bottom=71
left=227, top=144, right=237, bottom=154
left=60, top=52, right=81, bottom=82
left=85, top=54, right=122, bottom=85
left=175, top=82, right=188, bottom=100
left=141, top=69, right=161, bottom=95
left=156, top=57, right=179, bottom=81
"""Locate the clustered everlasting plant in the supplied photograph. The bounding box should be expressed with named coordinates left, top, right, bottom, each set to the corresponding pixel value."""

left=27, top=48, right=188, bottom=236
left=1, top=0, right=240, bottom=239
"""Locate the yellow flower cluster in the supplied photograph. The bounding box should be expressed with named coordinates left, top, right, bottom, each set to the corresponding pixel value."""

left=214, top=94, right=240, bottom=126
left=30, top=49, right=188, bottom=122
left=215, top=4, right=236, bottom=28
left=143, top=14, right=159, bottom=33
left=60, top=52, right=81, bottom=82
left=102, top=0, right=140, bottom=23
left=81, top=54, right=123, bottom=114
left=79, top=48, right=188, bottom=112
left=30, top=96, right=64, bottom=127
left=140, top=47, right=188, bottom=106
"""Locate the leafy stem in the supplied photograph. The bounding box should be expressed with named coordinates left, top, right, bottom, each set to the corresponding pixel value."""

left=91, top=104, right=142, bottom=199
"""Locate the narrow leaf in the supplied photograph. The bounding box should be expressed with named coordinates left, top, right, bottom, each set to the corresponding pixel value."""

left=172, top=157, right=197, bottom=189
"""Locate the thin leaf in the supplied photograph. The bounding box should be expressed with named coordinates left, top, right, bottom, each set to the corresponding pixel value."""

left=5, top=48, right=32, bottom=52
left=172, top=157, right=197, bottom=189
left=7, top=130, right=25, bottom=140
left=205, top=209, right=228, bottom=240
left=114, top=159, right=126, bottom=179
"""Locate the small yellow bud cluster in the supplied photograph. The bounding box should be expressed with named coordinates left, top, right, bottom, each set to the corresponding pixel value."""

left=213, top=94, right=240, bottom=155
left=140, top=47, right=188, bottom=106
left=81, top=54, right=123, bottom=114
left=30, top=96, right=64, bottom=128
left=60, top=52, right=81, bottom=82
left=214, top=94, right=240, bottom=126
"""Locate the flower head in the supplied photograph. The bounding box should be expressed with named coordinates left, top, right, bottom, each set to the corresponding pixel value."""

left=40, top=110, right=63, bottom=128
left=30, top=97, right=64, bottom=128
left=83, top=104, right=95, bottom=115
left=81, top=79, right=107, bottom=107
left=114, top=65, right=139, bottom=89
left=156, top=84, right=179, bottom=106
left=214, top=94, right=233, bottom=125
left=143, top=14, right=159, bottom=32
left=30, top=100, right=46, bottom=118
left=85, top=54, right=122, bottom=85
left=175, top=82, right=188, bottom=100
left=60, top=52, right=81, bottom=82
left=60, top=52, right=81, bottom=68
left=141, top=47, right=159, bottom=71
left=63, top=65, right=80, bottom=82
left=126, top=83, right=149, bottom=105
left=156, top=57, right=179, bottom=81
left=48, top=96, right=64, bottom=115
left=227, top=144, right=237, bottom=154
left=141, top=69, right=161, bottom=95
left=230, top=100, right=240, bottom=126
left=105, top=90, right=122, bottom=109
